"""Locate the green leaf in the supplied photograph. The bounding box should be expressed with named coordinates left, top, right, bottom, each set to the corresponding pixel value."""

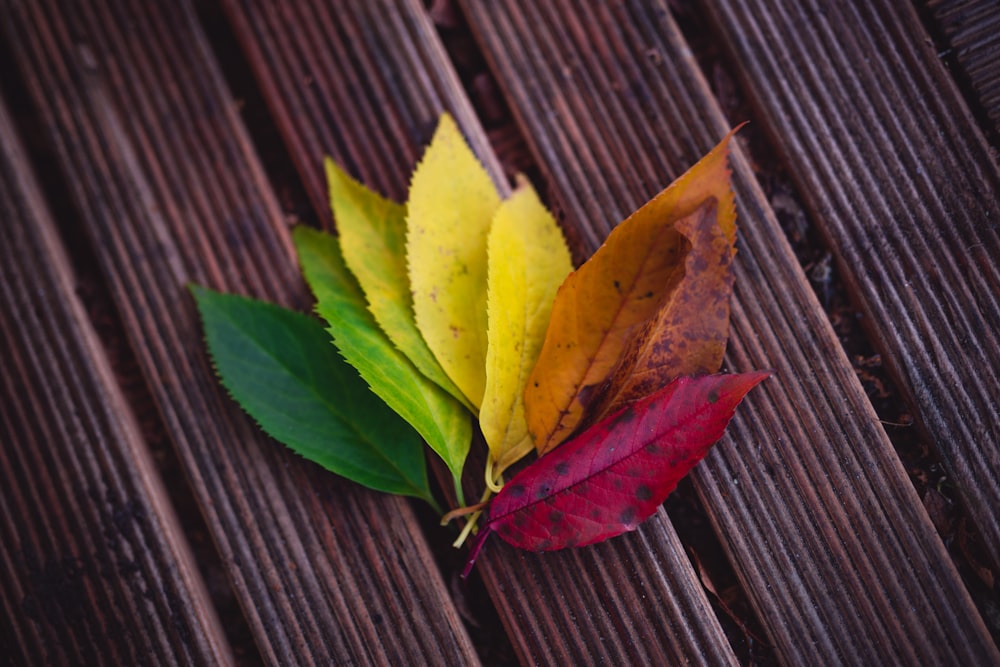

left=327, top=159, right=473, bottom=411
left=293, top=226, right=472, bottom=502
left=190, top=285, right=436, bottom=506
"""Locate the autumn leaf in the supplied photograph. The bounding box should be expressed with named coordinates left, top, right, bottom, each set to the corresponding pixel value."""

left=294, top=226, right=472, bottom=501
left=464, top=372, right=770, bottom=575
left=408, top=114, right=501, bottom=409
left=480, top=181, right=572, bottom=486
left=586, top=197, right=735, bottom=422
left=327, top=159, right=473, bottom=411
left=524, top=130, right=738, bottom=454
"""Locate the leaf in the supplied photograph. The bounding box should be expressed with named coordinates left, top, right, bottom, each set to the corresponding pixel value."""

left=480, top=181, right=573, bottom=480
left=328, top=159, right=472, bottom=411
left=190, top=285, right=436, bottom=505
left=524, top=130, right=738, bottom=454
left=464, top=372, right=770, bottom=575
left=586, top=197, right=735, bottom=422
left=407, top=113, right=501, bottom=409
left=293, top=227, right=472, bottom=500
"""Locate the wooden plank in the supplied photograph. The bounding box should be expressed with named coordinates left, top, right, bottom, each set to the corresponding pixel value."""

left=0, top=1, right=479, bottom=664
left=926, top=0, right=1000, bottom=134
left=0, top=96, right=232, bottom=666
left=702, top=0, right=1000, bottom=572
left=219, top=0, right=740, bottom=664
left=460, top=1, right=1000, bottom=664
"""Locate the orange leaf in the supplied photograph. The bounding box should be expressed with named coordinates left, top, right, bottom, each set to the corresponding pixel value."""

left=586, top=197, right=735, bottom=422
left=524, top=129, right=738, bottom=454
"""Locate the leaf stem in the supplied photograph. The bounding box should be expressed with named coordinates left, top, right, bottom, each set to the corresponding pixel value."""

left=449, top=486, right=494, bottom=548
left=453, top=475, right=467, bottom=508
left=461, top=525, right=493, bottom=578
left=484, top=456, right=505, bottom=493
left=440, top=500, right=488, bottom=525
left=424, top=494, right=444, bottom=516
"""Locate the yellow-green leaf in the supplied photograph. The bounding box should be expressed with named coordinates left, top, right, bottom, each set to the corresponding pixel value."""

left=407, top=114, right=501, bottom=409
left=328, top=159, right=473, bottom=411
left=480, top=182, right=572, bottom=482
left=293, top=226, right=472, bottom=501
left=525, top=130, right=738, bottom=455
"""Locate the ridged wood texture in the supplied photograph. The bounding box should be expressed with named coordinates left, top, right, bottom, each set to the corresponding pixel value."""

left=0, top=95, right=232, bottom=667
left=927, top=0, right=1000, bottom=133
left=461, top=1, right=999, bottom=664
left=0, top=1, right=478, bottom=664
left=219, top=0, right=739, bottom=664
left=703, top=0, right=1000, bottom=573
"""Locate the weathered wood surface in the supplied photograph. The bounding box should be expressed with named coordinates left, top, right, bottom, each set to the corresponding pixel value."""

left=1, top=0, right=997, bottom=664
left=0, top=94, right=232, bottom=667
left=0, top=0, right=477, bottom=664
left=927, top=0, right=1000, bottom=134
left=703, top=0, right=1000, bottom=574
left=461, top=0, right=999, bottom=664
left=219, top=1, right=738, bottom=664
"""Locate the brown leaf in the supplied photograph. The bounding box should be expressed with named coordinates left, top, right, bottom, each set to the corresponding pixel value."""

left=525, top=130, right=738, bottom=454
left=586, top=197, right=735, bottom=423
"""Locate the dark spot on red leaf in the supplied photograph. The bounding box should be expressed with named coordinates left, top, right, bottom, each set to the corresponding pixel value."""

left=620, top=506, right=638, bottom=525
left=549, top=510, right=564, bottom=523
left=636, top=485, right=653, bottom=501
left=507, top=484, right=526, bottom=498
left=612, top=407, right=636, bottom=427
left=707, top=389, right=719, bottom=404
left=554, top=461, right=570, bottom=476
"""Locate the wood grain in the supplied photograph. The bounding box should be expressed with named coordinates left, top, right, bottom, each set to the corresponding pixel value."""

left=703, top=0, right=1000, bottom=572
left=927, top=0, right=1000, bottom=135
left=0, top=95, right=232, bottom=666
left=0, top=0, right=478, bottom=664
left=461, top=0, right=999, bottom=664
left=219, top=0, right=739, bottom=663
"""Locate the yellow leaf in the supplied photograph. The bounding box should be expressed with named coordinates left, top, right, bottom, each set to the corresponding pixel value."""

left=328, top=159, right=473, bottom=411
left=480, top=181, right=572, bottom=481
left=525, top=130, right=738, bottom=454
left=407, top=114, right=501, bottom=409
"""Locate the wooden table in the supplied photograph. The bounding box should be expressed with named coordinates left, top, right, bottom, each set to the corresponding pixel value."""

left=2, top=1, right=998, bottom=664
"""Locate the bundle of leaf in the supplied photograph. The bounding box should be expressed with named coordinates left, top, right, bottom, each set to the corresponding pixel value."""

left=192, top=114, right=769, bottom=576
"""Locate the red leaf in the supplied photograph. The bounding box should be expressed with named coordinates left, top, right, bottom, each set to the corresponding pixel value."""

left=463, top=371, right=769, bottom=576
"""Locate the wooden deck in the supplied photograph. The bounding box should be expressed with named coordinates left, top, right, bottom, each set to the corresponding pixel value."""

left=2, top=1, right=998, bottom=664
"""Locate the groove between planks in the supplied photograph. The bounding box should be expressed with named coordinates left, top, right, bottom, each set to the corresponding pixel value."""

left=926, top=0, right=1000, bottom=135
left=461, top=0, right=999, bottom=664
left=0, top=0, right=479, bottom=664
left=703, top=0, right=1000, bottom=574
left=0, top=96, right=232, bottom=666
left=219, top=0, right=740, bottom=664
